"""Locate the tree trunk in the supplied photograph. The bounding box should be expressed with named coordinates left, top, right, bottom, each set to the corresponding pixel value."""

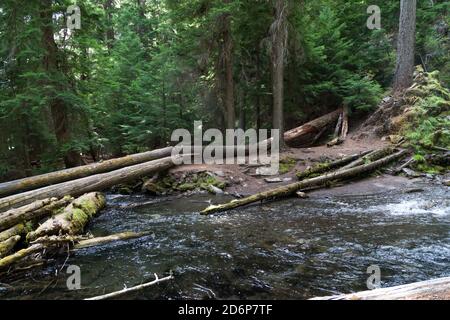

left=0, top=156, right=178, bottom=212
left=217, top=0, right=235, bottom=129
left=271, top=0, right=289, bottom=149
left=103, top=0, right=115, bottom=52
left=201, top=149, right=407, bottom=214
left=27, top=192, right=106, bottom=241
left=40, top=0, right=81, bottom=168
left=310, top=277, right=450, bottom=300
left=393, top=0, right=417, bottom=92
left=0, top=197, right=74, bottom=232
left=0, top=147, right=173, bottom=197
left=283, top=109, right=342, bottom=145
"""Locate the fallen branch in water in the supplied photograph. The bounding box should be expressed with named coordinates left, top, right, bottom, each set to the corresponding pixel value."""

left=201, top=149, right=408, bottom=215
left=74, top=231, right=151, bottom=250
left=310, top=276, right=450, bottom=300
left=84, top=273, right=174, bottom=300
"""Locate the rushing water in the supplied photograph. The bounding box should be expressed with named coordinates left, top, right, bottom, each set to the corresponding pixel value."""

left=1, top=182, right=449, bottom=300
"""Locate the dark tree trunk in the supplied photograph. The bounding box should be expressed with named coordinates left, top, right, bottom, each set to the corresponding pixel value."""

left=217, top=0, right=235, bottom=129
left=393, top=0, right=417, bottom=92
left=40, top=0, right=81, bottom=168
left=271, top=0, right=288, bottom=148
left=103, top=0, right=115, bottom=52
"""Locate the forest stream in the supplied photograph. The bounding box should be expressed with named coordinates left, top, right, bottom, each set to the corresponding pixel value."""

left=0, top=180, right=448, bottom=300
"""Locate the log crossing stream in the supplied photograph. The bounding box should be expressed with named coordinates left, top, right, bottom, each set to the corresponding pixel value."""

left=0, top=181, right=448, bottom=299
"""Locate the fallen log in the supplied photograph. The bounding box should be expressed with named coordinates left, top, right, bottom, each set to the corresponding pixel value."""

left=338, top=146, right=395, bottom=171
left=0, top=244, right=43, bottom=269
left=85, top=273, right=174, bottom=300
left=0, top=235, right=21, bottom=258
left=0, top=156, right=178, bottom=212
left=0, top=196, right=73, bottom=232
left=0, top=224, right=27, bottom=242
left=74, top=231, right=150, bottom=250
left=0, top=147, right=174, bottom=198
left=296, top=150, right=372, bottom=180
left=27, top=192, right=106, bottom=241
left=310, top=277, right=450, bottom=300
left=201, top=149, right=407, bottom=215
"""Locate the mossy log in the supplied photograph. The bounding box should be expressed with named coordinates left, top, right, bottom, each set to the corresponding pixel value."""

left=27, top=192, right=106, bottom=241
left=0, top=147, right=174, bottom=198
left=310, top=276, right=450, bottom=300
left=296, top=150, right=372, bottom=180
left=0, top=156, right=178, bottom=212
left=0, top=196, right=73, bottom=232
left=201, top=149, right=407, bottom=215
left=0, top=244, right=43, bottom=269
left=338, top=146, right=396, bottom=171
left=0, top=235, right=21, bottom=258
left=0, top=223, right=27, bottom=242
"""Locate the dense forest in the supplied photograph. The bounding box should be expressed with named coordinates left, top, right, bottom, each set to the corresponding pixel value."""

left=0, top=0, right=448, bottom=180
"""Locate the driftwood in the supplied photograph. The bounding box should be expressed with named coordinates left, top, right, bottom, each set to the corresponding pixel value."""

left=201, top=149, right=407, bottom=215
left=27, top=192, right=106, bottom=241
left=0, top=156, right=178, bottom=212
left=0, top=147, right=174, bottom=198
left=85, top=274, right=174, bottom=300
left=340, top=105, right=349, bottom=141
left=0, top=235, right=21, bottom=258
left=310, top=277, right=450, bottom=300
left=0, top=244, right=43, bottom=269
left=0, top=196, right=73, bottom=232
left=74, top=231, right=150, bottom=250
left=0, top=224, right=27, bottom=242
left=296, top=150, right=372, bottom=180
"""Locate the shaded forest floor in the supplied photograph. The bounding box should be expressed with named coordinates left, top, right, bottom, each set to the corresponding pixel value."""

left=168, top=130, right=419, bottom=197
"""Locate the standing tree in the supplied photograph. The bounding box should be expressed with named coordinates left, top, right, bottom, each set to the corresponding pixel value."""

left=217, top=0, right=235, bottom=129
left=40, top=0, right=82, bottom=168
left=393, top=0, right=417, bottom=92
left=270, top=0, right=288, bottom=148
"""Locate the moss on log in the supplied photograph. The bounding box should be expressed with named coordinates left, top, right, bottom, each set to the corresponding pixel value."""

left=201, top=149, right=407, bottom=215
left=338, top=146, right=396, bottom=171
left=0, top=156, right=178, bottom=212
left=296, top=150, right=372, bottom=180
left=0, top=235, right=21, bottom=258
left=0, top=196, right=73, bottom=232
left=27, top=192, right=106, bottom=241
left=0, top=224, right=27, bottom=242
left=0, top=147, right=174, bottom=197
left=0, top=244, right=43, bottom=269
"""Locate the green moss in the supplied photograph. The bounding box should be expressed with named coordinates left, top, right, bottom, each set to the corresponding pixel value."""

left=296, top=162, right=330, bottom=180
left=279, top=157, right=297, bottom=174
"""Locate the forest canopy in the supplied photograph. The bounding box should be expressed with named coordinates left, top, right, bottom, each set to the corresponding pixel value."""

left=0, top=0, right=448, bottom=180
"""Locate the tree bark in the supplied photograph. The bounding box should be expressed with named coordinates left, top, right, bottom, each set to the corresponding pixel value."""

left=201, top=149, right=407, bottom=214
left=0, top=235, right=21, bottom=258
left=271, top=0, right=288, bottom=148
left=0, top=197, right=74, bottom=232
left=0, top=147, right=173, bottom=197
left=310, top=276, right=450, bottom=300
left=0, top=156, right=178, bottom=212
left=27, top=192, right=106, bottom=241
left=393, top=0, right=417, bottom=92
left=40, top=0, right=81, bottom=168
left=283, top=109, right=342, bottom=145
left=217, top=0, right=235, bottom=129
